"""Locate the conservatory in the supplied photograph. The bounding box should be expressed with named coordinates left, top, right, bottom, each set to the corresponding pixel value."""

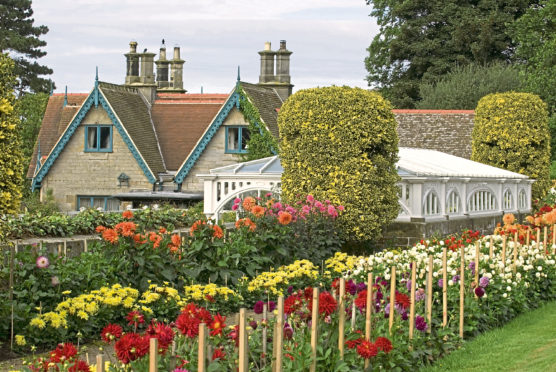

left=197, top=148, right=533, bottom=223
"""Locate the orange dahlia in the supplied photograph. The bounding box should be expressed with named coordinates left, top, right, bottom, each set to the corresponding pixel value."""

left=278, top=211, right=293, bottom=225
left=102, top=228, right=119, bottom=244
left=242, top=197, right=256, bottom=212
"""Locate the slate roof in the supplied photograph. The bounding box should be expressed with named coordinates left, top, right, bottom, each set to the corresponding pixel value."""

left=240, top=82, right=282, bottom=139
left=27, top=94, right=87, bottom=178
left=151, top=94, right=227, bottom=171
left=99, top=83, right=166, bottom=175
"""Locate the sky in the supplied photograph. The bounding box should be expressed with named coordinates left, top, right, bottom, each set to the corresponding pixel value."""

left=32, top=0, right=379, bottom=95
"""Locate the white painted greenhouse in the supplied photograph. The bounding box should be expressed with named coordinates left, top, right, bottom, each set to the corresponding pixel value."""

left=197, top=148, right=533, bottom=222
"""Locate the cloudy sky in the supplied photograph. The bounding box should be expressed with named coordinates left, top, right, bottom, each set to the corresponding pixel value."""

left=32, top=1, right=379, bottom=94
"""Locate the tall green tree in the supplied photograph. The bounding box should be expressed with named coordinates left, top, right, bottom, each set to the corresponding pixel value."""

left=0, top=0, right=53, bottom=94
left=0, top=54, right=24, bottom=222
left=417, top=62, right=524, bottom=109
left=364, top=0, right=536, bottom=108
left=16, top=92, right=48, bottom=168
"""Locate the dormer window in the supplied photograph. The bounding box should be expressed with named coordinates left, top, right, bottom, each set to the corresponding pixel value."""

left=85, top=125, right=112, bottom=152
left=225, top=126, right=250, bottom=154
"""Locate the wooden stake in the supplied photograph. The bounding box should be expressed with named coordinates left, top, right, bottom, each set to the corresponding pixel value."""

left=238, top=309, right=248, bottom=372
left=536, top=228, right=541, bottom=251
left=409, top=262, right=416, bottom=341
left=149, top=338, right=158, bottom=372
left=338, top=278, right=345, bottom=360
left=83, top=239, right=88, bottom=253
left=459, top=246, right=465, bottom=339
left=489, top=235, right=494, bottom=259
left=526, top=229, right=530, bottom=247
left=389, top=266, right=396, bottom=334
left=501, top=235, right=507, bottom=268
left=544, top=226, right=548, bottom=255
left=351, top=300, right=356, bottom=330
left=426, top=255, right=433, bottom=334
left=552, top=225, right=556, bottom=246
left=442, top=248, right=447, bottom=328
left=63, top=240, right=67, bottom=257
left=197, top=323, right=206, bottom=372
left=262, top=303, right=267, bottom=367
left=96, top=354, right=104, bottom=372
left=474, top=241, right=480, bottom=288
left=364, top=272, right=373, bottom=370
left=57, top=243, right=62, bottom=256
left=274, top=296, right=284, bottom=372
left=310, top=288, right=319, bottom=372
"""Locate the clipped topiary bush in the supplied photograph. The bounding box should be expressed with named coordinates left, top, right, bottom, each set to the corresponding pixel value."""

left=472, top=92, right=550, bottom=200
left=0, top=54, right=23, bottom=222
left=278, top=86, right=399, bottom=242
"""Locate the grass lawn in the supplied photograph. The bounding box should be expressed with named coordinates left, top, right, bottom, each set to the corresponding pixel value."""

left=420, top=301, right=556, bottom=372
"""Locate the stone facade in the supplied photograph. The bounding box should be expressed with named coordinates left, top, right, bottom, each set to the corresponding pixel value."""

left=395, top=110, right=475, bottom=159
left=181, top=108, right=247, bottom=192
left=40, top=107, right=152, bottom=211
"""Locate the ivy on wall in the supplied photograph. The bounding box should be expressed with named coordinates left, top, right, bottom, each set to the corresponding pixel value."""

left=237, top=85, right=279, bottom=162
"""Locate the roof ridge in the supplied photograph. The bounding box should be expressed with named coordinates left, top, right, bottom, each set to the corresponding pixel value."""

left=98, top=81, right=138, bottom=93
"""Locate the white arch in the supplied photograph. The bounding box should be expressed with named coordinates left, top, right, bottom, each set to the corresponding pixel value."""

left=210, top=185, right=280, bottom=221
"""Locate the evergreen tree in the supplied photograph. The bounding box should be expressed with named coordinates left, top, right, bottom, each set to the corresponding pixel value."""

left=0, top=0, right=54, bottom=94
left=364, top=0, right=537, bottom=108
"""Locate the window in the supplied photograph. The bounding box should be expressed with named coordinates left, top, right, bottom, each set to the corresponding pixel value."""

left=467, top=189, right=496, bottom=212
left=503, top=189, right=513, bottom=210
left=77, top=196, right=120, bottom=211
left=446, top=190, right=461, bottom=214
left=423, top=191, right=440, bottom=216
left=85, top=125, right=112, bottom=152
left=225, top=126, right=250, bottom=153
left=518, top=189, right=528, bottom=209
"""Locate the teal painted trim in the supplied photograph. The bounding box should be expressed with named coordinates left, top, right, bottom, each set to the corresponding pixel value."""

left=32, top=87, right=157, bottom=191
left=174, top=91, right=240, bottom=184
left=77, top=195, right=116, bottom=211
left=84, top=125, right=113, bottom=152
left=225, top=126, right=248, bottom=154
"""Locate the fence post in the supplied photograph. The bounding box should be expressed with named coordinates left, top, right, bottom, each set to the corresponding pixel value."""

left=83, top=239, right=88, bottom=253
left=442, top=248, right=447, bottom=328
left=513, top=232, right=519, bottom=274
left=364, top=272, right=373, bottom=370
left=274, top=296, right=284, bottom=372
left=238, top=309, right=248, bottom=372
left=338, top=278, right=345, bottom=360
left=526, top=229, right=530, bottom=247
left=552, top=225, right=556, bottom=246
left=310, top=287, right=319, bottom=372
left=96, top=354, right=104, bottom=372
left=459, top=246, right=465, bottom=339
left=501, top=235, right=507, bottom=268
left=149, top=337, right=158, bottom=372
left=474, top=241, right=480, bottom=290
left=544, top=226, right=548, bottom=255
left=262, top=303, right=268, bottom=367
left=9, top=242, right=15, bottom=351
left=198, top=323, right=206, bottom=372
left=425, top=256, right=433, bottom=334
left=389, top=266, right=396, bottom=334
left=409, top=262, right=416, bottom=342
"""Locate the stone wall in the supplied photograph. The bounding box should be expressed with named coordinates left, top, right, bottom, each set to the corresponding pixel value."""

left=41, top=107, right=152, bottom=211
left=395, top=110, right=475, bottom=159
left=181, top=108, right=247, bottom=192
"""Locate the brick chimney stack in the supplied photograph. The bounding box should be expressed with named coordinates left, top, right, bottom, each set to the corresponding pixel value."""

left=257, top=40, right=293, bottom=101
left=169, top=45, right=185, bottom=93
left=258, top=42, right=276, bottom=83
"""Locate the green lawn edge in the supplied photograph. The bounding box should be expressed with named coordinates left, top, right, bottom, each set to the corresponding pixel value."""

left=420, top=301, right=556, bottom=372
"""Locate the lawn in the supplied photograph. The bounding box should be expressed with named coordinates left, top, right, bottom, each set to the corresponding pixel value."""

left=420, top=301, right=556, bottom=372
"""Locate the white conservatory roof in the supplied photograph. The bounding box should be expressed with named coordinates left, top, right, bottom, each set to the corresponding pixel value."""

left=205, top=149, right=529, bottom=180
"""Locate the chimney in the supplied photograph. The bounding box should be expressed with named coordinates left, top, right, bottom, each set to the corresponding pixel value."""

left=258, top=42, right=276, bottom=83
left=169, top=45, right=185, bottom=93
left=276, top=40, right=292, bottom=84
left=156, top=41, right=170, bottom=88
left=124, top=41, right=140, bottom=84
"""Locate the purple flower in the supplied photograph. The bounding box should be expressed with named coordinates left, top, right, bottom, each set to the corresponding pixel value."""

left=274, top=202, right=283, bottom=210
left=452, top=275, right=460, bottom=284
left=415, top=288, right=426, bottom=302
left=249, top=320, right=258, bottom=330
left=356, top=282, right=367, bottom=293
left=346, top=279, right=357, bottom=295
left=384, top=304, right=390, bottom=317
left=267, top=301, right=276, bottom=312
left=479, top=276, right=490, bottom=288
left=468, top=262, right=476, bottom=276
left=415, top=316, right=428, bottom=332
left=474, top=287, right=485, bottom=298
left=406, top=280, right=412, bottom=291
left=36, top=256, right=49, bottom=269
left=283, top=322, right=293, bottom=339
left=253, top=301, right=264, bottom=314
left=287, top=286, right=294, bottom=295
left=401, top=311, right=408, bottom=321
left=437, top=279, right=443, bottom=288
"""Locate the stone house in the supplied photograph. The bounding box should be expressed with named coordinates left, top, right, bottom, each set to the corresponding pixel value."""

left=28, top=39, right=477, bottom=212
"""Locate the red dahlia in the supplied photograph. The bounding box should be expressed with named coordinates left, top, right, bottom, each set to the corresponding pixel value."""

left=357, top=340, right=378, bottom=359
left=115, top=333, right=149, bottom=364
left=209, top=313, right=227, bottom=336
left=146, top=322, right=174, bottom=352
left=395, top=292, right=411, bottom=310
left=176, top=313, right=201, bottom=338
left=101, top=323, right=123, bottom=343
left=284, top=294, right=303, bottom=315
left=316, top=291, right=337, bottom=316
left=68, top=360, right=90, bottom=372
left=375, top=337, right=393, bottom=353
left=212, top=347, right=226, bottom=361
left=50, top=342, right=77, bottom=363
left=126, top=310, right=145, bottom=327
left=354, top=290, right=368, bottom=310
left=346, top=338, right=363, bottom=349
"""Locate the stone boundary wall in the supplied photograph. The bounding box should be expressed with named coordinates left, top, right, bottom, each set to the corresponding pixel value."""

left=395, top=110, right=475, bottom=159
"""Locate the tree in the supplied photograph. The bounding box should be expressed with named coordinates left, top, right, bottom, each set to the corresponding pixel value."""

left=364, top=0, right=537, bottom=108
left=278, top=86, right=399, bottom=242
left=417, top=62, right=524, bottom=109
left=0, top=54, right=24, bottom=220
left=472, top=92, right=550, bottom=200
left=16, top=92, right=48, bottom=167
left=0, top=0, right=54, bottom=94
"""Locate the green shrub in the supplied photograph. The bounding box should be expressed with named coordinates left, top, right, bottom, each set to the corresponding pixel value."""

left=417, top=62, right=524, bottom=110
left=0, top=54, right=23, bottom=225
left=278, top=86, right=399, bottom=242
left=472, top=92, right=551, bottom=200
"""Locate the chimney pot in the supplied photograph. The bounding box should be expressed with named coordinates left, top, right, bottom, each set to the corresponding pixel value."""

left=159, top=46, right=166, bottom=60
left=264, top=41, right=271, bottom=51
left=173, top=46, right=180, bottom=60
left=280, top=40, right=286, bottom=50
left=129, top=41, right=137, bottom=53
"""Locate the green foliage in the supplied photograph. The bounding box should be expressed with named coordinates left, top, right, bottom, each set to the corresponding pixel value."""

left=16, top=92, right=49, bottom=168
left=237, top=86, right=279, bottom=161
left=508, top=0, right=556, bottom=114
left=364, top=0, right=537, bottom=108
left=278, top=86, right=399, bottom=242
left=0, top=0, right=54, bottom=94
left=0, top=54, right=24, bottom=231
left=472, top=92, right=551, bottom=200
left=417, top=62, right=524, bottom=110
